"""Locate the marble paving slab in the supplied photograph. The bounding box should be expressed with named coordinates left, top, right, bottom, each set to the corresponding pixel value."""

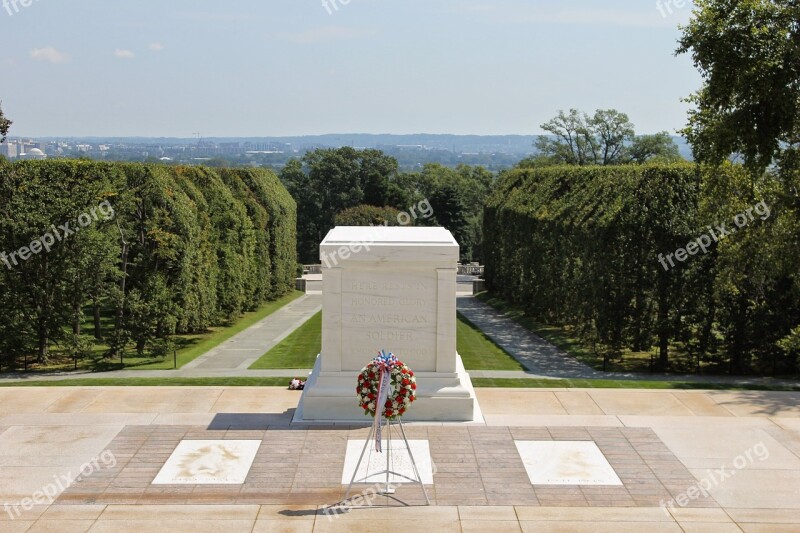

left=152, top=440, right=261, bottom=485
left=515, top=441, right=623, bottom=486
left=342, top=439, right=434, bottom=485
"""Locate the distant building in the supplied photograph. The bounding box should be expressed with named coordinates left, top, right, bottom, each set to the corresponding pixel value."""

left=1, top=140, right=18, bottom=159
left=16, top=140, right=44, bottom=154
left=219, top=142, right=241, bottom=154
left=20, top=148, right=47, bottom=160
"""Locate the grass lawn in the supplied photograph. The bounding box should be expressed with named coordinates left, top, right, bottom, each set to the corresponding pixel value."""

left=248, top=311, right=525, bottom=371
left=249, top=312, right=322, bottom=369
left=457, top=312, right=526, bottom=371
left=1, top=291, right=305, bottom=373
left=1, top=377, right=797, bottom=391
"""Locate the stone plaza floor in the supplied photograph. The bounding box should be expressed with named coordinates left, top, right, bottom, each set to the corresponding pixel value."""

left=0, top=386, right=798, bottom=531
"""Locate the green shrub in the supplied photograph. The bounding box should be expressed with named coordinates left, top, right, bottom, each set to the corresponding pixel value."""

left=484, top=163, right=799, bottom=375
left=0, top=160, right=296, bottom=365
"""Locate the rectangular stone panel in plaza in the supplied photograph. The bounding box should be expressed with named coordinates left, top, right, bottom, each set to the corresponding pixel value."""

left=294, top=226, right=482, bottom=422
left=342, top=439, right=434, bottom=484
left=515, top=441, right=623, bottom=486
left=152, top=440, right=261, bottom=484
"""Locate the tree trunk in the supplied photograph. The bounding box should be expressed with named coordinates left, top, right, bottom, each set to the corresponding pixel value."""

left=698, top=289, right=716, bottom=367
left=729, top=295, right=749, bottom=374
left=110, top=240, right=129, bottom=358
left=72, top=301, right=81, bottom=336
left=37, top=320, right=49, bottom=364
left=656, top=270, right=670, bottom=371
left=633, top=259, right=647, bottom=351
left=93, top=300, right=103, bottom=340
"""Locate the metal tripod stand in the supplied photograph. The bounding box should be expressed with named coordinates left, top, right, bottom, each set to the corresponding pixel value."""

left=341, top=416, right=430, bottom=506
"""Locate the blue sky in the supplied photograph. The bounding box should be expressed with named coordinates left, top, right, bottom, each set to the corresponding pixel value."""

left=1, top=0, right=699, bottom=137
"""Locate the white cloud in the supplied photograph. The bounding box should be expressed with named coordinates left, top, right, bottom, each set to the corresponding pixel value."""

left=274, top=26, right=373, bottom=45
left=114, top=49, right=136, bottom=59
left=29, top=46, right=70, bottom=64
left=148, top=43, right=165, bottom=52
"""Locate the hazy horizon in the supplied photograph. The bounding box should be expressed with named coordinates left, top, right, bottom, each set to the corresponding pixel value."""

left=15, top=132, right=690, bottom=140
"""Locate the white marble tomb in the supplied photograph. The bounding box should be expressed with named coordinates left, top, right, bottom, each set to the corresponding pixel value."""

left=294, top=226, right=482, bottom=422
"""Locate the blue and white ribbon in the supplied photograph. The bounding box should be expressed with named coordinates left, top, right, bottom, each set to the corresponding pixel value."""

left=372, top=350, right=397, bottom=453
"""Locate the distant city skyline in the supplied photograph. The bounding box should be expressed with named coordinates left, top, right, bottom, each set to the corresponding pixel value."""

left=2, top=0, right=698, bottom=137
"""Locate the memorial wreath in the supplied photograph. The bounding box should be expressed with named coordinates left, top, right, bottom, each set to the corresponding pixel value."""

left=357, top=350, right=417, bottom=420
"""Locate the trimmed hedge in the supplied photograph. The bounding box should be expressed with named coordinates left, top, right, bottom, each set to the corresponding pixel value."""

left=484, top=163, right=800, bottom=374
left=0, top=160, right=296, bottom=363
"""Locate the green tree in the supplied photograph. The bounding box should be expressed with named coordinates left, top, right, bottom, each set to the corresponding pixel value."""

left=359, top=149, right=398, bottom=206
left=335, top=205, right=404, bottom=226
left=280, top=148, right=398, bottom=263
left=175, top=166, right=256, bottom=320
left=125, top=275, right=177, bottom=356
left=678, top=0, right=800, bottom=374
left=397, top=163, right=493, bottom=261
left=533, top=109, right=681, bottom=166
left=629, top=132, right=683, bottom=164
left=677, top=0, right=800, bottom=173
left=306, top=148, right=363, bottom=236
left=63, top=220, right=120, bottom=339
left=484, top=164, right=703, bottom=372
left=0, top=159, right=296, bottom=368
left=430, top=182, right=472, bottom=261
left=535, top=109, right=634, bottom=166
left=280, top=159, right=323, bottom=263
left=0, top=101, right=11, bottom=143
left=0, top=161, right=119, bottom=363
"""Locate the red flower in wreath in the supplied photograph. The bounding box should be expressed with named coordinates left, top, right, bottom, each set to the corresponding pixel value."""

left=356, top=354, right=417, bottom=420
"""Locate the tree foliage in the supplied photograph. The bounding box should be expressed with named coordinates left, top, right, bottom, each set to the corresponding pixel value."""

left=0, top=101, right=11, bottom=143
left=484, top=163, right=799, bottom=376
left=629, top=132, right=683, bottom=164
left=677, top=0, right=800, bottom=173
left=280, top=149, right=494, bottom=263
left=676, top=0, right=800, bottom=373
left=530, top=109, right=682, bottom=166
left=280, top=148, right=398, bottom=263
left=0, top=160, right=296, bottom=367
left=335, top=205, right=404, bottom=227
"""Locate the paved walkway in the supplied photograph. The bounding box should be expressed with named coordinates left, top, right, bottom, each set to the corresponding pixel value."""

left=0, top=386, right=797, bottom=531
left=184, top=293, right=320, bottom=371
left=457, top=296, right=600, bottom=379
